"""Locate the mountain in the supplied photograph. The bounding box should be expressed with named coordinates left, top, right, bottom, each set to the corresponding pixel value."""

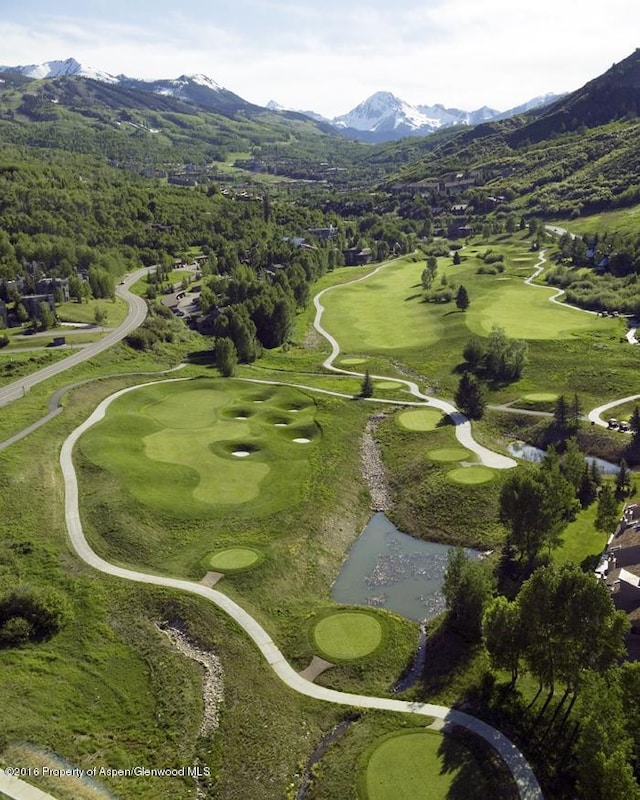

left=270, top=91, right=562, bottom=143
left=0, top=57, right=562, bottom=142
left=0, top=57, right=119, bottom=84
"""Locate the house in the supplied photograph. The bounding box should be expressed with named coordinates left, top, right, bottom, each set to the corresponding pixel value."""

left=343, top=247, right=372, bottom=266
left=21, top=294, right=55, bottom=318
left=36, top=277, right=70, bottom=302
left=601, top=504, right=640, bottom=618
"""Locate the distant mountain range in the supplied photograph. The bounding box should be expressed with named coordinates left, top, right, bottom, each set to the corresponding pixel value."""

left=0, top=57, right=562, bottom=143
left=270, top=91, right=562, bottom=142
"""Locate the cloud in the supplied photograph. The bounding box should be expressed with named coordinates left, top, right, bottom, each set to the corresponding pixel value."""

left=1, top=1, right=640, bottom=117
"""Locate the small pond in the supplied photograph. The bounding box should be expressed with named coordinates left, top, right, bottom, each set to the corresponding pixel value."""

left=331, top=512, right=480, bottom=623
left=507, top=440, right=620, bottom=474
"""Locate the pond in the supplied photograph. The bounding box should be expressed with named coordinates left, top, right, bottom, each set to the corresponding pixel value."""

left=331, top=512, right=480, bottom=623
left=507, top=440, right=620, bottom=474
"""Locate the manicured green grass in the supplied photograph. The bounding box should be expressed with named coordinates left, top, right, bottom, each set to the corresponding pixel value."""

left=339, top=357, right=368, bottom=365
left=397, top=408, right=443, bottom=431
left=78, top=379, right=320, bottom=516
left=427, top=446, right=472, bottom=462
left=56, top=298, right=128, bottom=326
left=375, top=380, right=404, bottom=390
left=311, top=610, right=384, bottom=661
left=553, top=502, right=608, bottom=566
left=447, top=466, right=496, bottom=485
left=206, top=547, right=263, bottom=572
left=361, top=729, right=493, bottom=800
left=523, top=392, right=559, bottom=402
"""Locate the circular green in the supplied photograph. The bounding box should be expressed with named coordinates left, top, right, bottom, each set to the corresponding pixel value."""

left=427, top=447, right=471, bottom=462
left=397, top=408, right=443, bottom=431
left=447, top=466, right=495, bottom=485
left=375, top=380, right=404, bottom=390
left=207, top=547, right=262, bottom=572
left=362, top=730, right=491, bottom=800
left=312, top=611, right=383, bottom=661
left=523, top=392, right=559, bottom=402
left=340, top=357, right=367, bottom=365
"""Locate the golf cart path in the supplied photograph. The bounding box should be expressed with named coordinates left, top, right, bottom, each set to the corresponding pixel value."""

left=524, top=248, right=597, bottom=314
left=589, top=394, right=640, bottom=428
left=312, top=263, right=516, bottom=469
left=59, top=380, right=543, bottom=800
left=0, top=771, right=58, bottom=800
left=0, top=267, right=150, bottom=410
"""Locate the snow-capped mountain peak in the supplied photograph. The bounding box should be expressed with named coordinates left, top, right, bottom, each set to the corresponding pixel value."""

left=333, top=91, right=443, bottom=133
left=1, top=57, right=119, bottom=84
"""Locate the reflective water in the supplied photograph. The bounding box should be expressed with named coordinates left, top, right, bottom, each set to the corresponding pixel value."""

left=507, top=440, right=620, bottom=474
left=332, top=512, right=479, bottom=623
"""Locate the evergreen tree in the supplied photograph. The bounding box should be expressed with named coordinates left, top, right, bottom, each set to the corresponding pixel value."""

left=455, top=284, right=470, bottom=311
left=616, top=459, right=631, bottom=500
left=454, top=372, right=487, bottom=420
left=215, top=337, right=237, bottom=377
left=360, top=370, right=374, bottom=398
left=595, top=484, right=619, bottom=533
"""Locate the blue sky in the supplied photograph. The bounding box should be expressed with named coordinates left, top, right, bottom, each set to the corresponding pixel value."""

left=2, top=1, right=639, bottom=117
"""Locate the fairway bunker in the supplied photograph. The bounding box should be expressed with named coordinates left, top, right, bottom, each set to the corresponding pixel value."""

left=293, top=437, right=311, bottom=444
left=233, top=450, right=252, bottom=457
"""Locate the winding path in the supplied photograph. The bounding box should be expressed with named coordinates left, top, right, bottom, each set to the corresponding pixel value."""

left=0, top=267, right=149, bottom=409
left=59, top=379, right=543, bottom=800
left=312, top=265, right=516, bottom=469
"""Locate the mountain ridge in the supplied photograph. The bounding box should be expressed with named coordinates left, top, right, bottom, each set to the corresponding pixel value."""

left=0, top=57, right=562, bottom=143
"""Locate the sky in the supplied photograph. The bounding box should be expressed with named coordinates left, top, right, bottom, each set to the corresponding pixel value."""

left=1, top=0, right=639, bottom=118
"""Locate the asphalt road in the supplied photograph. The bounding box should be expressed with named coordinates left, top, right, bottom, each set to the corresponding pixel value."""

left=0, top=268, right=149, bottom=409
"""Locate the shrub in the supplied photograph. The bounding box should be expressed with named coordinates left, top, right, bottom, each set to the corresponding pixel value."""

left=0, top=586, right=73, bottom=647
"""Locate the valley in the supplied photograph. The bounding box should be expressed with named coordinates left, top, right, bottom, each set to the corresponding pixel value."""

left=2, top=47, right=640, bottom=800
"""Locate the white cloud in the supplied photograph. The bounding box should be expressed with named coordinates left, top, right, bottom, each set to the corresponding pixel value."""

left=1, top=1, right=639, bottom=117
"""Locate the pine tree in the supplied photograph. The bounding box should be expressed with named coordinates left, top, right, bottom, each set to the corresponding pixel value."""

left=360, top=370, right=374, bottom=398
left=455, top=284, right=470, bottom=311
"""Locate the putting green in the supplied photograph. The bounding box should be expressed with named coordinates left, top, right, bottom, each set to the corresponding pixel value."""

left=447, top=466, right=495, bottom=485
left=427, top=446, right=471, bottom=462
left=312, top=611, right=383, bottom=661
left=397, top=408, right=443, bottom=431
left=79, top=379, right=320, bottom=517
left=523, top=392, right=559, bottom=402
left=206, top=547, right=262, bottom=572
left=339, top=357, right=367, bottom=365
left=362, top=730, right=491, bottom=800
left=375, top=380, right=404, bottom=390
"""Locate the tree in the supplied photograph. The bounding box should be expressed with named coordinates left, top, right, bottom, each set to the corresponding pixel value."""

left=561, top=437, right=586, bottom=491
left=553, top=394, right=569, bottom=431
left=360, top=370, right=373, bottom=398
left=421, top=257, right=438, bottom=290
left=484, top=325, right=528, bottom=382
left=452, top=250, right=461, bottom=265
left=483, top=596, right=523, bottom=687
left=615, top=459, right=631, bottom=500
left=215, top=337, right=237, bottom=377
left=630, top=404, right=640, bottom=444
left=462, top=338, right=485, bottom=368
left=454, top=372, right=486, bottom=420
left=574, top=672, right=640, bottom=800
left=595, top=483, right=619, bottom=533
left=578, top=462, right=599, bottom=508
left=94, top=306, right=108, bottom=327
left=455, top=284, right=470, bottom=311
left=443, top=548, right=494, bottom=641
left=499, top=473, right=545, bottom=562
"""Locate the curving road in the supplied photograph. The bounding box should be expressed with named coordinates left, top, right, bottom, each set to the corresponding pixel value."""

left=0, top=268, right=149, bottom=409
left=312, top=263, right=516, bottom=469
left=59, top=379, right=543, bottom=799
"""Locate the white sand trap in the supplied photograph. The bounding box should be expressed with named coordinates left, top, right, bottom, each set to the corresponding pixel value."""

left=293, top=437, right=311, bottom=444
left=289, top=409, right=300, bottom=413
left=235, top=415, right=249, bottom=419
left=232, top=450, right=252, bottom=457
left=275, top=423, right=288, bottom=427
